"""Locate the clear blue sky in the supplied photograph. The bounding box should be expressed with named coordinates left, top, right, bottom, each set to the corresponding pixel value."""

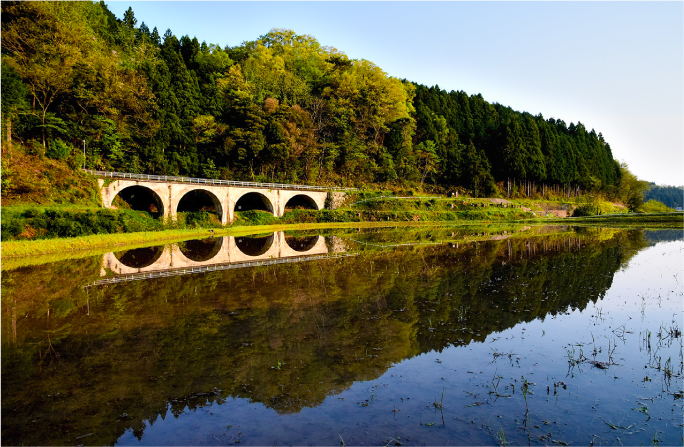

left=106, top=1, right=684, bottom=186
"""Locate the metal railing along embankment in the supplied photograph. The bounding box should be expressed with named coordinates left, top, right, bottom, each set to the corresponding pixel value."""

left=84, top=252, right=358, bottom=288
left=82, top=169, right=357, bottom=192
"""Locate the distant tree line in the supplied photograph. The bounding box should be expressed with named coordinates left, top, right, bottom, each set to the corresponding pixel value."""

left=2, top=1, right=627, bottom=198
left=643, top=184, right=683, bottom=209
left=413, top=86, right=621, bottom=197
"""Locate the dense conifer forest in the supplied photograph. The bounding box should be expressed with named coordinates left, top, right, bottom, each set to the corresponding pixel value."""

left=0, top=1, right=646, bottom=201
left=643, top=184, right=683, bottom=209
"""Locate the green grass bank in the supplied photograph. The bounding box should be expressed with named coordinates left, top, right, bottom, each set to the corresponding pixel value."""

left=3, top=191, right=681, bottom=266
left=1, top=200, right=536, bottom=243
left=3, top=220, right=504, bottom=267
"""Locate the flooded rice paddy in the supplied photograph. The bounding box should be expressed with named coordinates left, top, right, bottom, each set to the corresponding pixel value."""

left=2, top=225, right=682, bottom=445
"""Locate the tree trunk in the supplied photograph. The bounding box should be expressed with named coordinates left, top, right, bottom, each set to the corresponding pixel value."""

left=316, top=149, right=324, bottom=182
left=42, top=108, right=47, bottom=148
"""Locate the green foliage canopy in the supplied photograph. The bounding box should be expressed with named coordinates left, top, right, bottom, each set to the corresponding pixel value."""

left=1, top=2, right=627, bottom=197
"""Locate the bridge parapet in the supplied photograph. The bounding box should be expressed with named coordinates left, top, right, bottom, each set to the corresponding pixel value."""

left=85, top=169, right=355, bottom=192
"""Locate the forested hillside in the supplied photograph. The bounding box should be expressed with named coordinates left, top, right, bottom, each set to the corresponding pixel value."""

left=2, top=1, right=624, bottom=198
left=643, top=184, right=684, bottom=209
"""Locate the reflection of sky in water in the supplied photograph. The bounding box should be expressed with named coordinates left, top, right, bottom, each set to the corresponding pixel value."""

left=594, top=240, right=683, bottom=312
left=115, top=239, right=683, bottom=446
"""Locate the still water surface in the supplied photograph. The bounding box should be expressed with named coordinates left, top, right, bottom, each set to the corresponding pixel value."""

left=2, top=226, right=682, bottom=445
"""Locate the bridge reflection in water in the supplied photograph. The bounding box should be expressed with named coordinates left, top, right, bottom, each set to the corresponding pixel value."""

left=92, top=232, right=350, bottom=287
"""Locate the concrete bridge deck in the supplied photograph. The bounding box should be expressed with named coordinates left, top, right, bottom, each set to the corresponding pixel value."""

left=84, top=170, right=352, bottom=223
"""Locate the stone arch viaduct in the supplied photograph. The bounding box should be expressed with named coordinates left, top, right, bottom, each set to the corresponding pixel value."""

left=87, top=170, right=350, bottom=223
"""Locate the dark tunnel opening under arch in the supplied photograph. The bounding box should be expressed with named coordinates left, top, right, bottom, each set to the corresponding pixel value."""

left=284, top=194, right=318, bottom=211
left=114, top=186, right=164, bottom=219
left=177, top=190, right=222, bottom=222
left=235, top=192, right=273, bottom=214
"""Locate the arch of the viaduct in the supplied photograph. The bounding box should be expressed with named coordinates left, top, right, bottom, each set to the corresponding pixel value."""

left=98, top=179, right=329, bottom=223
left=101, top=233, right=331, bottom=275
left=284, top=194, right=319, bottom=211
left=176, top=188, right=224, bottom=219
left=234, top=191, right=274, bottom=214
left=110, top=185, right=167, bottom=218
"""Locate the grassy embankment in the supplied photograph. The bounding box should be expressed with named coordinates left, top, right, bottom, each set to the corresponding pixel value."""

left=0, top=190, right=535, bottom=251
left=1, top=220, right=527, bottom=270
left=1, top=192, right=538, bottom=261
left=3, top=193, right=682, bottom=264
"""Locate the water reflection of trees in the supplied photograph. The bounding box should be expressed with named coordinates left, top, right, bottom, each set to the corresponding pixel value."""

left=0, top=229, right=655, bottom=445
